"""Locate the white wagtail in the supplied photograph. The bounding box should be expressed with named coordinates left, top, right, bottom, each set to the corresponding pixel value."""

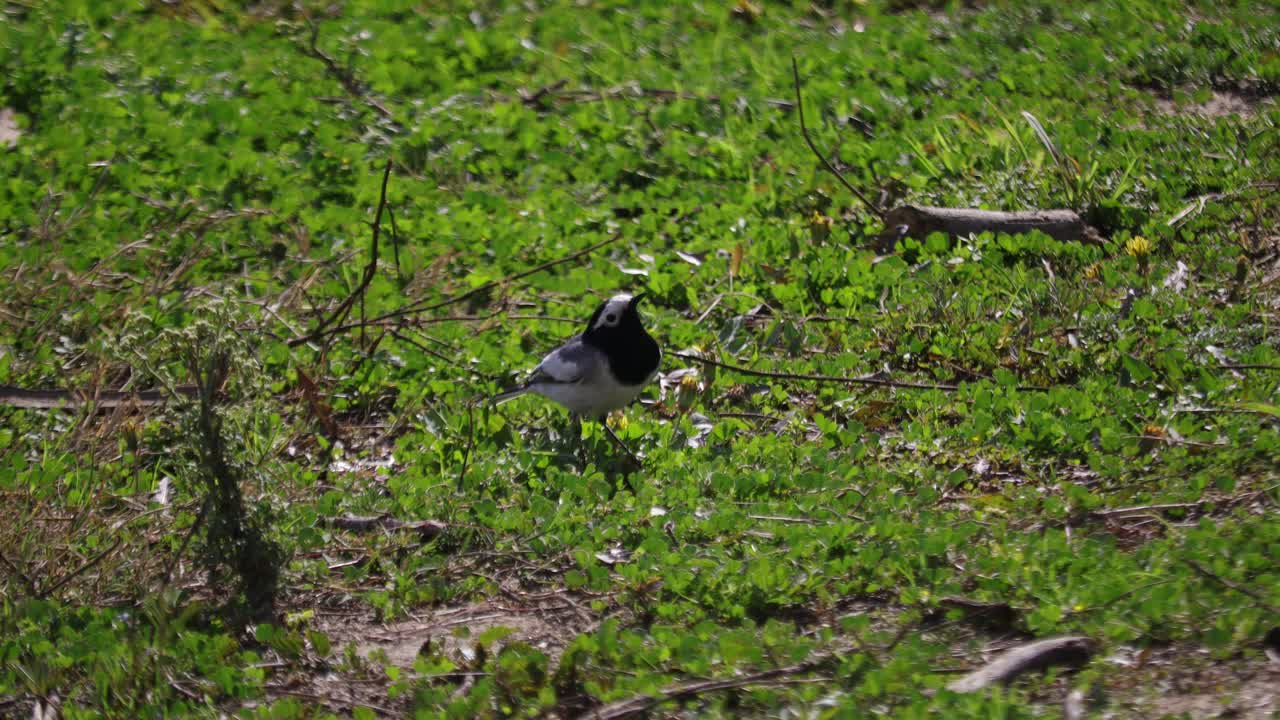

left=492, top=293, right=660, bottom=460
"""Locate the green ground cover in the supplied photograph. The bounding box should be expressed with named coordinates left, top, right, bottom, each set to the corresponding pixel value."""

left=1, top=0, right=1277, bottom=717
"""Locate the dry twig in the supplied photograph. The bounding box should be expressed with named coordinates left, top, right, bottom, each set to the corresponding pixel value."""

left=302, top=20, right=395, bottom=121
left=583, top=655, right=833, bottom=720
left=792, top=58, right=883, bottom=220
left=1185, top=559, right=1280, bottom=615
left=295, top=232, right=622, bottom=346
left=293, top=159, right=393, bottom=350
left=325, top=514, right=448, bottom=540
left=0, top=385, right=197, bottom=409
left=672, top=351, right=965, bottom=391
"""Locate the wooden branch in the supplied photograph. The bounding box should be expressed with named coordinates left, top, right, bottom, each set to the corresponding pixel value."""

left=303, top=20, right=395, bottom=121
left=396, top=232, right=622, bottom=319
left=0, top=551, right=39, bottom=597
left=933, top=596, right=1023, bottom=633
left=672, top=351, right=961, bottom=391
left=41, top=537, right=123, bottom=598
left=791, top=59, right=1104, bottom=246
left=1185, top=559, right=1280, bottom=615
left=324, top=514, right=447, bottom=540
left=293, top=159, right=393, bottom=349
left=0, top=385, right=197, bottom=409
left=1089, top=501, right=1207, bottom=519
left=584, top=656, right=831, bottom=720
left=293, top=232, right=623, bottom=345
left=674, top=351, right=1051, bottom=393
left=947, top=636, right=1095, bottom=693
left=881, top=204, right=1100, bottom=244
left=526, top=82, right=795, bottom=110
left=791, top=58, right=884, bottom=220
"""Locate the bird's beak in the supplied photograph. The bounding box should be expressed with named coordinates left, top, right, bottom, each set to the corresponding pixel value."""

left=629, top=292, right=647, bottom=307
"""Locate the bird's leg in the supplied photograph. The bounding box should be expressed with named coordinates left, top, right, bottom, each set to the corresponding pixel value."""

left=570, top=414, right=583, bottom=445
left=602, top=421, right=642, bottom=467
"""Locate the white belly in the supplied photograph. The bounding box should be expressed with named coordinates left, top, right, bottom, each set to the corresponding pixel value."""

left=531, top=363, right=653, bottom=418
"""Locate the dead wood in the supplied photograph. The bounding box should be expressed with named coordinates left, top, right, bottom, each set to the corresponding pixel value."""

left=581, top=655, right=832, bottom=720
left=325, top=514, right=447, bottom=540
left=302, top=21, right=396, bottom=121
left=1185, top=559, right=1280, bottom=615
left=293, top=158, right=393, bottom=352
left=791, top=58, right=1104, bottom=247
left=881, top=204, right=1101, bottom=244
left=0, top=385, right=197, bottom=409
left=291, top=232, right=621, bottom=347
left=930, top=596, right=1024, bottom=634
left=947, top=636, right=1095, bottom=693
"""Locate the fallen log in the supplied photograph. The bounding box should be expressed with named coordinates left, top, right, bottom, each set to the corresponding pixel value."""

left=881, top=204, right=1101, bottom=244
left=791, top=59, right=1105, bottom=250
left=947, top=636, right=1095, bottom=693
left=0, top=385, right=196, bottom=409
left=324, top=514, right=447, bottom=540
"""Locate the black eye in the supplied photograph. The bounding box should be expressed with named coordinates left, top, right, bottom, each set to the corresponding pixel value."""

left=605, top=313, right=617, bottom=323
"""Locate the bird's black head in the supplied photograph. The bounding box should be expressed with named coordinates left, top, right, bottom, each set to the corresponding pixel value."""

left=581, top=293, right=660, bottom=384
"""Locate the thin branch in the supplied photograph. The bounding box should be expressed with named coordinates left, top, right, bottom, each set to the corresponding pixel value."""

left=1185, top=559, right=1280, bottom=614
left=676, top=351, right=1055, bottom=392
left=791, top=57, right=884, bottom=220
left=324, top=514, right=447, bottom=540
left=0, top=385, right=197, bottom=409
left=41, top=537, right=123, bottom=597
left=0, top=551, right=39, bottom=597
left=586, top=655, right=833, bottom=720
left=303, top=20, right=395, bottom=121
left=292, top=159, right=393, bottom=348
left=603, top=421, right=642, bottom=468
left=1089, top=502, right=1209, bottom=519
left=290, top=232, right=623, bottom=346
left=672, top=351, right=960, bottom=391
left=457, top=402, right=475, bottom=491
left=159, top=496, right=212, bottom=592
left=53, top=160, right=114, bottom=240
left=388, top=329, right=504, bottom=382
left=490, top=81, right=797, bottom=111
left=395, top=232, right=623, bottom=318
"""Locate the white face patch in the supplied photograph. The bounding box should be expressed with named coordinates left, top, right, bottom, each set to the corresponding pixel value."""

left=591, top=294, right=633, bottom=330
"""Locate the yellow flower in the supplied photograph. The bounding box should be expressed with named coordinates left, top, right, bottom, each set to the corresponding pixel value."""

left=1083, top=262, right=1102, bottom=280
left=809, top=211, right=833, bottom=242
left=1124, top=235, right=1153, bottom=257
left=809, top=210, right=833, bottom=228
left=732, top=0, right=762, bottom=22
left=607, top=412, right=629, bottom=432
left=680, top=373, right=700, bottom=391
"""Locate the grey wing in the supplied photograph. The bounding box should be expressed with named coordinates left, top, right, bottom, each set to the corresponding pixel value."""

left=528, top=338, right=599, bottom=385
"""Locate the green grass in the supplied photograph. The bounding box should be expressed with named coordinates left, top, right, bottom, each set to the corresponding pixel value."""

left=1, top=0, right=1278, bottom=717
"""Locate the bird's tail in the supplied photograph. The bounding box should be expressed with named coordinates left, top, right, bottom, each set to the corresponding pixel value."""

left=490, top=386, right=530, bottom=406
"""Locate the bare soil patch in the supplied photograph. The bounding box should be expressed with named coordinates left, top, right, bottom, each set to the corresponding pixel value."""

left=324, top=594, right=600, bottom=669
left=1151, top=89, right=1275, bottom=118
